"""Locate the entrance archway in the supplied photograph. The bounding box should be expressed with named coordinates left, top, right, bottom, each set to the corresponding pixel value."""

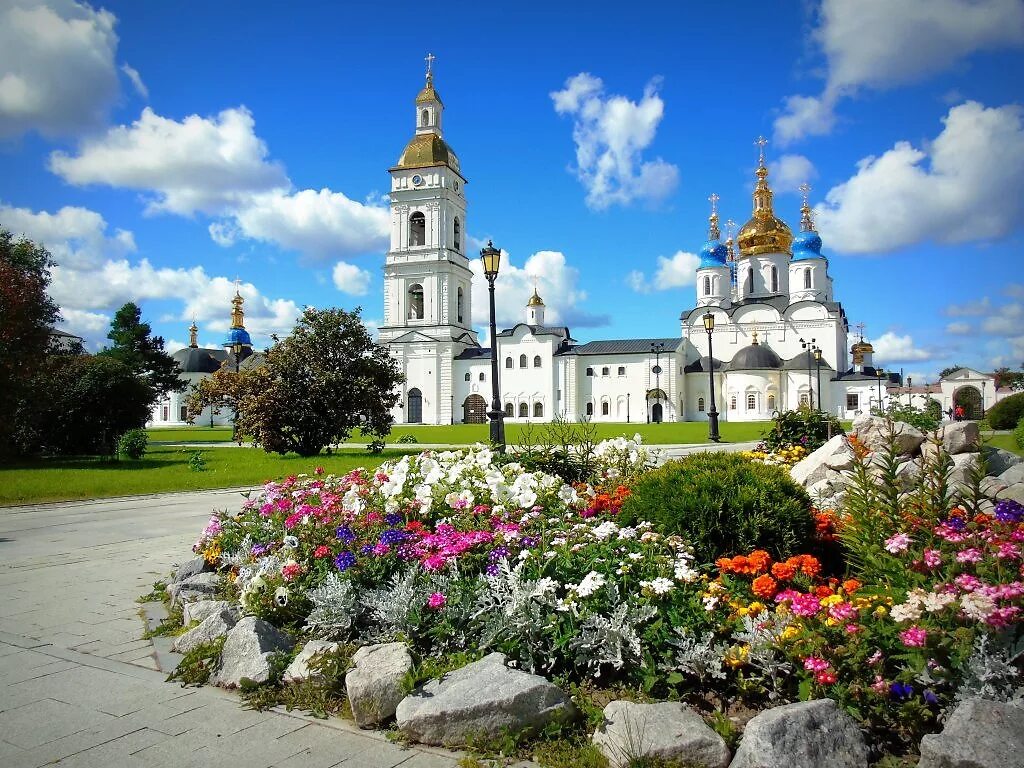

left=646, top=388, right=668, bottom=423
left=953, top=385, right=983, bottom=420
left=651, top=403, right=663, bottom=423
left=407, top=388, right=423, bottom=423
left=463, top=394, right=486, bottom=424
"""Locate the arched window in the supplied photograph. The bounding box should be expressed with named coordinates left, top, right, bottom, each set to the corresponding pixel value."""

left=770, top=265, right=779, bottom=293
left=519, top=402, right=529, bottom=417
left=519, top=354, right=528, bottom=368
left=602, top=367, right=609, bottom=376
left=747, top=393, right=757, bottom=410
left=409, top=212, right=426, bottom=246
left=457, top=287, right=464, bottom=324
left=407, top=284, right=424, bottom=320
left=478, top=372, right=485, bottom=381
left=534, top=402, right=543, bottom=417
left=697, top=397, right=705, bottom=412
left=464, top=372, right=471, bottom=382
left=586, top=402, right=594, bottom=416
left=745, top=268, right=753, bottom=294
left=505, top=357, right=513, bottom=368
left=617, top=366, right=626, bottom=376
left=703, top=275, right=711, bottom=296
left=504, top=402, right=514, bottom=417
left=803, top=268, right=812, bottom=290
left=586, top=367, right=594, bottom=376
left=799, top=393, right=810, bottom=407
left=767, top=393, right=776, bottom=411
left=601, top=401, right=610, bottom=416
left=730, top=396, right=737, bottom=410
left=533, top=355, right=542, bottom=368
left=453, top=217, right=461, bottom=252
left=421, top=109, right=429, bottom=126
left=407, top=388, right=423, bottom=423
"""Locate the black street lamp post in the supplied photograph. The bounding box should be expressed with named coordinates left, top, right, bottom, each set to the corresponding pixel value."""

left=481, top=241, right=506, bottom=452
left=703, top=312, right=720, bottom=442
left=813, top=346, right=823, bottom=412
left=876, top=368, right=885, bottom=410
left=800, top=337, right=816, bottom=409
left=626, top=392, right=631, bottom=423
left=650, top=342, right=665, bottom=423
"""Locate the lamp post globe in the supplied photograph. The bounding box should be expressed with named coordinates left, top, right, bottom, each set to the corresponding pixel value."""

left=702, top=311, right=720, bottom=442
left=480, top=241, right=506, bottom=452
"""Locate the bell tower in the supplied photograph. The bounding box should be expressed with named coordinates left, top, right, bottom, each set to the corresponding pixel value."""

left=379, top=57, right=478, bottom=425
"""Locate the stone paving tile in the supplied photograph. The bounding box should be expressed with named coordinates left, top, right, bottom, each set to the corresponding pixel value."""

left=269, top=723, right=394, bottom=768
left=0, top=697, right=117, bottom=750
left=32, top=728, right=169, bottom=768
left=2, top=717, right=164, bottom=768
left=394, top=752, right=463, bottom=768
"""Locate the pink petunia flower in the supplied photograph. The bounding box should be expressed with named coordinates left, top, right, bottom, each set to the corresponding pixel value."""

left=427, top=592, right=446, bottom=610
left=899, top=626, right=927, bottom=647
left=884, top=533, right=911, bottom=553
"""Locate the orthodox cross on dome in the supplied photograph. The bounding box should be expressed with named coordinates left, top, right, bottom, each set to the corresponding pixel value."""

left=230, top=278, right=246, bottom=330
left=725, top=218, right=736, bottom=260
left=799, top=182, right=815, bottom=232
left=755, top=135, right=768, bottom=167
left=855, top=322, right=866, bottom=342
left=707, top=192, right=721, bottom=240
left=425, top=52, right=436, bottom=78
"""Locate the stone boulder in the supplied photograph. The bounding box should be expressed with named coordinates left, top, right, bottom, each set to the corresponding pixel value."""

left=895, top=458, right=923, bottom=491
left=284, top=639, right=342, bottom=684
left=396, top=652, right=576, bottom=746
left=173, top=556, right=208, bottom=583
left=345, top=642, right=413, bottom=728
left=984, top=446, right=1022, bottom=477
left=182, top=599, right=231, bottom=626
left=211, top=616, right=292, bottom=688
left=592, top=700, right=730, bottom=768
left=939, top=421, right=981, bottom=455
left=791, top=435, right=853, bottom=487
left=729, top=699, right=868, bottom=768
left=851, top=415, right=925, bottom=456
left=918, top=698, right=1024, bottom=768
left=166, top=572, right=222, bottom=606
left=949, top=453, right=982, bottom=486
left=999, top=463, right=1024, bottom=486
left=171, top=606, right=239, bottom=654
left=997, top=483, right=1024, bottom=505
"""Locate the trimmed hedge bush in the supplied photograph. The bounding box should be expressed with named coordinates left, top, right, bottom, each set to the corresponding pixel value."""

left=1015, top=415, right=1024, bottom=450
left=618, top=452, right=814, bottom=563
left=761, top=407, right=844, bottom=452
left=987, top=392, right=1024, bottom=430
left=117, top=428, right=148, bottom=460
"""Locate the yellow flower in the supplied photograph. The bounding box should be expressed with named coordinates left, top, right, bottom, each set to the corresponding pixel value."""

left=780, top=625, right=800, bottom=642
left=747, top=601, right=766, bottom=616
left=873, top=605, right=888, bottom=618
left=821, top=594, right=844, bottom=607
left=724, top=644, right=749, bottom=668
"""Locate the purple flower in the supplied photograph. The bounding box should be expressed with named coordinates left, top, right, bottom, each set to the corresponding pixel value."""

left=379, top=529, right=406, bottom=546
left=946, top=516, right=966, bottom=532
left=336, top=525, right=356, bottom=542
left=250, top=543, right=270, bottom=556
left=995, top=500, right=1024, bottom=524
left=334, top=551, right=356, bottom=572
left=488, top=547, right=510, bottom=562
left=485, top=563, right=499, bottom=576
left=923, top=689, right=939, bottom=705
left=890, top=682, right=913, bottom=700
left=384, top=513, right=403, bottom=527
left=360, top=544, right=374, bottom=554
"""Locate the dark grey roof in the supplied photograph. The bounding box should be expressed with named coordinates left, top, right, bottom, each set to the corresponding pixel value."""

left=454, top=348, right=491, bottom=360
left=239, top=350, right=265, bottom=370
left=727, top=343, right=783, bottom=370
left=683, top=355, right=723, bottom=373
left=49, top=327, right=82, bottom=339
left=496, top=323, right=572, bottom=339
left=172, top=347, right=228, bottom=373
left=835, top=366, right=899, bottom=383
left=783, top=349, right=835, bottom=371
left=564, top=337, right=683, bottom=356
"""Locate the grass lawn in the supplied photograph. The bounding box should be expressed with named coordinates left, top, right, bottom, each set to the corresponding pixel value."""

left=987, top=432, right=1024, bottom=457
left=0, top=445, right=419, bottom=506
left=147, top=426, right=233, bottom=443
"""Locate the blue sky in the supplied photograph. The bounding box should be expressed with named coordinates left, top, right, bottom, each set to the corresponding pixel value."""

left=2, top=0, right=1023, bottom=382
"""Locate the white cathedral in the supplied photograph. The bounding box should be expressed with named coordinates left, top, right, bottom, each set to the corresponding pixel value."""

left=380, top=67, right=888, bottom=426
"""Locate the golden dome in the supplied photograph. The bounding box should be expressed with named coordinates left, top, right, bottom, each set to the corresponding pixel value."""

left=737, top=141, right=793, bottom=258
left=851, top=340, right=874, bottom=353
left=527, top=287, right=545, bottom=307
left=392, top=133, right=460, bottom=172
left=416, top=74, right=443, bottom=106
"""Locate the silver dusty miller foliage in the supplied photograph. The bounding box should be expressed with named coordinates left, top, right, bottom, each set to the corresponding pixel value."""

left=360, top=569, right=421, bottom=642
left=471, top=559, right=552, bottom=672
left=569, top=583, right=656, bottom=677
left=954, top=632, right=1023, bottom=705
left=304, top=573, right=360, bottom=639
left=665, top=626, right=728, bottom=684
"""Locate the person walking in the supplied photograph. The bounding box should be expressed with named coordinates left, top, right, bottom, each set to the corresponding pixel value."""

left=954, top=404, right=964, bottom=421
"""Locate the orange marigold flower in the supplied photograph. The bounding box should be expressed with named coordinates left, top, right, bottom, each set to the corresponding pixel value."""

left=716, top=557, right=733, bottom=572
left=747, top=550, right=772, bottom=573
left=771, top=561, right=798, bottom=580
left=814, top=584, right=834, bottom=599
left=751, top=574, right=778, bottom=599
left=842, top=579, right=861, bottom=594
left=800, top=555, right=822, bottom=578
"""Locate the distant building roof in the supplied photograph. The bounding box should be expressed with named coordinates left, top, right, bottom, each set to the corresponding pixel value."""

left=454, top=347, right=491, bottom=360
left=565, top=337, right=683, bottom=356
left=683, top=355, right=724, bottom=373
left=172, top=347, right=228, bottom=373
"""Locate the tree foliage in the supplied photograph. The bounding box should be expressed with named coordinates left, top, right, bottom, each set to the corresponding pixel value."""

left=939, top=364, right=966, bottom=379
left=99, top=302, right=185, bottom=406
left=191, top=307, right=402, bottom=456
left=0, top=228, right=62, bottom=456
left=993, top=366, right=1024, bottom=391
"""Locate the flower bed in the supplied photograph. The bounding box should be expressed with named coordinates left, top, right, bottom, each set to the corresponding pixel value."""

left=175, top=429, right=1023, bottom=763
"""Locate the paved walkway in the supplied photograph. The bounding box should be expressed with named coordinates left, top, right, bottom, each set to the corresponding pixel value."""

left=0, top=490, right=475, bottom=768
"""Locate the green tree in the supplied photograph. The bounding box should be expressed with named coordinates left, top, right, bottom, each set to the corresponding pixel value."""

left=993, top=366, right=1024, bottom=391
left=196, top=307, right=402, bottom=456
left=99, top=302, right=185, bottom=408
left=939, top=364, right=966, bottom=379
left=0, top=228, right=62, bottom=458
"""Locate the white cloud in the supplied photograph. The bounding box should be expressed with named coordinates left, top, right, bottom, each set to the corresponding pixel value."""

left=774, top=0, right=1024, bottom=143
left=873, top=331, right=934, bottom=362
left=332, top=260, right=372, bottom=296
left=58, top=307, right=109, bottom=348
left=769, top=154, right=817, bottom=193
left=0, top=0, right=120, bottom=138
left=981, top=303, right=1024, bottom=335
left=468, top=249, right=608, bottom=330
left=1004, top=283, right=1024, bottom=298
left=945, top=321, right=972, bottom=335
left=628, top=251, right=700, bottom=293
left=551, top=73, right=679, bottom=209
left=48, top=105, right=389, bottom=260
left=120, top=63, right=148, bottom=99
left=0, top=202, right=135, bottom=268
left=815, top=101, right=1024, bottom=254
left=945, top=297, right=992, bottom=316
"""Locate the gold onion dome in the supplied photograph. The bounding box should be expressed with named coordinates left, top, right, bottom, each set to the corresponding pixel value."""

left=527, top=287, right=545, bottom=307
left=737, top=138, right=793, bottom=258
left=394, top=133, right=459, bottom=170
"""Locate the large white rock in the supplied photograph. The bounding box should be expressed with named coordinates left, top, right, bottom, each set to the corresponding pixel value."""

left=729, top=699, right=868, bottom=768
left=851, top=415, right=926, bottom=456
left=949, top=453, right=982, bottom=486
left=283, top=639, right=341, bottom=684
left=790, top=435, right=853, bottom=487
left=939, top=421, right=981, bottom=455
left=166, top=572, right=222, bottom=606
left=171, top=606, right=239, bottom=654
left=592, top=700, right=730, bottom=768
left=918, top=698, right=1024, bottom=768
left=173, top=556, right=208, bottom=583
left=345, top=642, right=413, bottom=728
left=396, top=652, right=576, bottom=746
left=997, top=483, right=1024, bottom=505
left=211, top=616, right=292, bottom=688
left=182, top=599, right=231, bottom=626
left=999, top=463, right=1024, bottom=485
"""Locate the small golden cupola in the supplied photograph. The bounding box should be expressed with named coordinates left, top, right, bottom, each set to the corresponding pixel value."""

left=737, top=136, right=793, bottom=258
left=526, top=284, right=546, bottom=326
left=188, top=319, right=199, bottom=348
left=393, top=54, right=461, bottom=174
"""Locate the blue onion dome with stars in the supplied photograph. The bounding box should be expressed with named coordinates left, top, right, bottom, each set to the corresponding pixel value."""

left=792, top=184, right=826, bottom=262
left=698, top=193, right=728, bottom=268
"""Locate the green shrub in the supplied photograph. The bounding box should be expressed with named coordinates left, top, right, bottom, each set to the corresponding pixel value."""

left=761, top=407, right=844, bottom=452
left=186, top=450, right=207, bottom=472
left=871, top=401, right=940, bottom=432
left=1015, top=415, right=1024, bottom=450
left=117, top=428, right=149, bottom=459
left=987, top=392, right=1024, bottom=429
left=366, top=438, right=385, bottom=454
left=397, top=434, right=419, bottom=444
left=617, top=452, right=814, bottom=562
